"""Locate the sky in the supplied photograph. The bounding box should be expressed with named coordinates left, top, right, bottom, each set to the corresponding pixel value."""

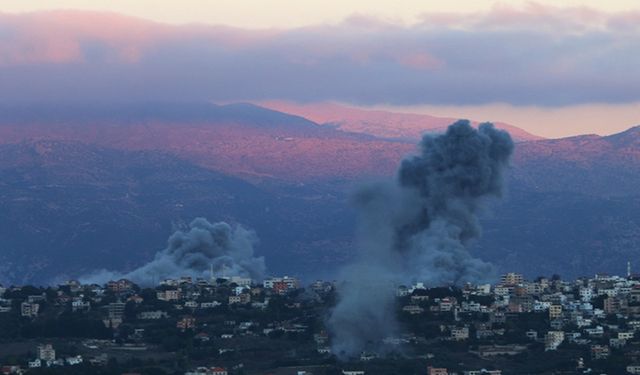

left=4, top=0, right=640, bottom=28
left=0, top=1, right=639, bottom=138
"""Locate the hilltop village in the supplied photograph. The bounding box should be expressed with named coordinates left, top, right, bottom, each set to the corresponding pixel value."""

left=2, top=272, right=640, bottom=375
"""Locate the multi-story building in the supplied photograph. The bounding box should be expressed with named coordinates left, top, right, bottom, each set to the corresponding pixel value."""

left=549, top=305, right=563, bottom=319
left=157, top=289, right=181, bottom=301
left=619, top=331, right=635, bottom=340
left=544, top=331, right=565, bottom=351
left=263, top=276, right=299, bottom=290
left=464, top=370, right=502, bottom=375
left=428, top=367, right=448, bottom=375
left=229, top=276, right=252, bottom=287
left=138, top=310, right=168, bottom=320
left=21, top=302, right=39, bottom=318
left=604, top=296, right=628, bottom=314
left=106, top=279, right=135, bottom=293
left=107, top=301, right=125, bottom=320
left=177, top=316, right=196, bottom=331
left=37, top=344, right=56, bottom=362
left=103, top=301, right=125, bottom=328
left=579, top=287, right=594, bottom=302
left=451, top=327, right=469, bottom=341
left=501, top=273, right=524, bottom=286
left=71, top=299, right=91, bottom=312
left=229, top=293, right=251, bottom=305
left=591, top=345, right=610, bottom=360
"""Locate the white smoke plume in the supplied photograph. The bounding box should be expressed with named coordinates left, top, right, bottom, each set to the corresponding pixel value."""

left=80, top=218, right=265, bottom=285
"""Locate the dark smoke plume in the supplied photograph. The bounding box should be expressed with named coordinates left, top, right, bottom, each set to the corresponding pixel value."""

left=328, top=120, right=514, bottom=358
left=80, top=218, right=265, bottom=285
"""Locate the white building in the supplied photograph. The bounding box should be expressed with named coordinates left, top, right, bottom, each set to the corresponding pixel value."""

left=200, top=301, right=222, bottom=309
left=21, top=302, right=40, bottom=317
left=619, top=331, right=635, bottom=340
left=579, top=287, right=594, bottom=302
left=66, top=355, right=83, bottom=365
left=263, top=276, right=299, bottom=290
left=585, top=326, right=604, bottom=337
left=533, top=301, right=551, bottom=312
left=157, top=289, right=181, bottom=301
left=451, top=327, right=470, bottom=341
left=464, top=370, right=502, bottom=375
left=501, top=273, right=524, bottom=285
left=38, top=344, right=56, bottom=362
left=230, top=276, right=252, bottom=286
left=137, top=310, right=168, bottom=320
left=71, top=299, right=91, bottom=312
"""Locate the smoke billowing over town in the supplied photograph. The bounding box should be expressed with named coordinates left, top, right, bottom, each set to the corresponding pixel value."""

left=328, top=120, right=514, bottom=358
left=2, top=2, right=639, bottom=374
left=80, top=218, right=266, bottom=285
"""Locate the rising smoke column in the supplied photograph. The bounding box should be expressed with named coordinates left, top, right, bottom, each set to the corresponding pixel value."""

left=80, top=218, right=265, bottom=285
left=328, top=120, right=514, bottom=358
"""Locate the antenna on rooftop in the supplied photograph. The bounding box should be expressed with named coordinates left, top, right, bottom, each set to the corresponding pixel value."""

left=628, top=261, right=632, bottom=278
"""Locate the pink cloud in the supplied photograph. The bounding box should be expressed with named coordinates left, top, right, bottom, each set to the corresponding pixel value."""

left=607, top=11, right=640, bottom=32
left=0, top=10, right=280, bottom=65
left=398, top=52, right=443, bottom=70
left=419, top=2, right=615, bottom=33
left=0, top=11, right=168, bottom=64
left=0, top=4, right=634, bottom=67
left=0, top=6, right=638, bottom=107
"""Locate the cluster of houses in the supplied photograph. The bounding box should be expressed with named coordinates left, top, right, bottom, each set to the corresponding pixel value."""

left=398, top=272, right=640, bottom=374
left=5, top=270, right=640, bottom=374
left=185, top=366, right=229, bottom=375
left=27, top=344, right=83, bottom=369
left=0, top=344, right=86, bottom=374
left=427, top=367, right=501, bottom=375
left=0, top=274, right=315, bottom=374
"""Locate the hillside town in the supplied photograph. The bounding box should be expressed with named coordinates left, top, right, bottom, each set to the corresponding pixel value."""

left=2, top=270, right=640, bottom=374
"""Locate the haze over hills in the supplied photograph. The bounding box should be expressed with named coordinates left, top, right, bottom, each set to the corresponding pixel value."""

left=257, top=100, right=544, bottom=142
left=0, top=140, right=355, bottom=285
left=513, top=126, right=640, bottom=197
left=0, top=101, right=639, bottom=283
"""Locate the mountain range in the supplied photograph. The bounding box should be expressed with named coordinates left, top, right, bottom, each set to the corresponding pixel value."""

left=0, top=101, right=638, bottom=284
left=257, top=100, right=544, bottom=142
